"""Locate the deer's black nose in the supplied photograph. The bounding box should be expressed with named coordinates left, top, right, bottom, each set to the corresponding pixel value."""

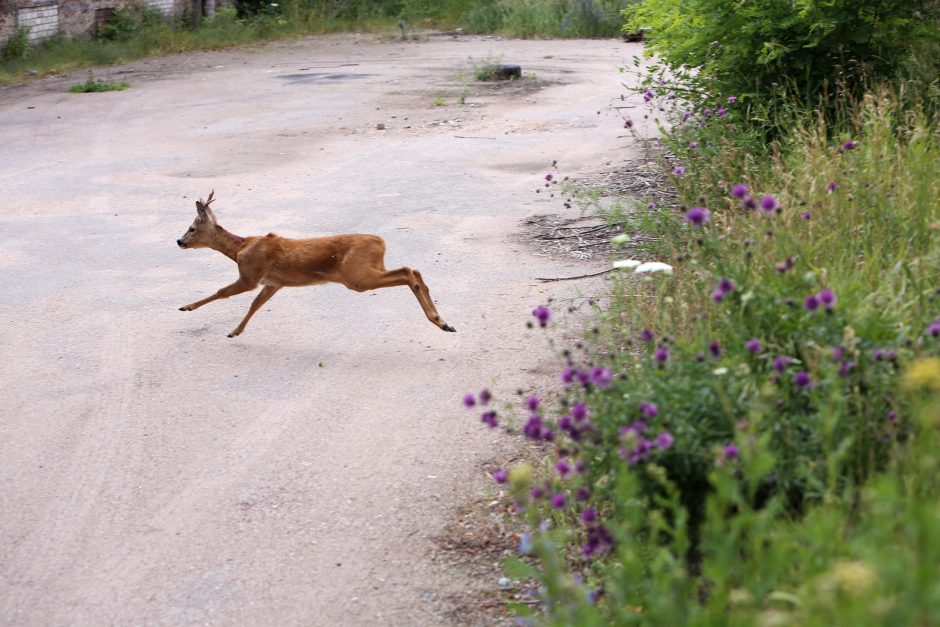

left=177, top=239, right=185, bottom=248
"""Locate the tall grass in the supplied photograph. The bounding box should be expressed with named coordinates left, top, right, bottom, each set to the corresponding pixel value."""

left=465, top=84, right=940, bottom=624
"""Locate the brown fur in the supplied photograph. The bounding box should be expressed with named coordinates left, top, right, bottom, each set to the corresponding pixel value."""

left=177, top=192, right=455, bottom=337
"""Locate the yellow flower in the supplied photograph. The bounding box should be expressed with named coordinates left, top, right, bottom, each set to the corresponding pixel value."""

left=508, top=462, right=534, bottom=489
left=903, top=358, right=940, bottom=392
left=832, top=560, right=877, bottom=596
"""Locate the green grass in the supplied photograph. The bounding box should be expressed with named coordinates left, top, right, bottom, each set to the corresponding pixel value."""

left=68, top=73, right=129, bottom=92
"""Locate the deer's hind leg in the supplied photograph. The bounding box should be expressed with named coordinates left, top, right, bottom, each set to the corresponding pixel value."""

left=345, top=266, right=456, bottom=333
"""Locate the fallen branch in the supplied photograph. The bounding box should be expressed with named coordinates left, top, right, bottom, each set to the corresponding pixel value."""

left=536, top=268, right=615, bottom=282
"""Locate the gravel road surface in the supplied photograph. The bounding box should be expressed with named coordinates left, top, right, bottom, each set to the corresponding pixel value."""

left=0, top=34, right=644, bottom=625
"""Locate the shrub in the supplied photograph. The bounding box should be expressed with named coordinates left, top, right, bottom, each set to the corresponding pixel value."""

left=97, top=7, right=142, bottom=41
left=624, top=0, right=940, bottom=111
left=1, top=26, right=30, bottom=61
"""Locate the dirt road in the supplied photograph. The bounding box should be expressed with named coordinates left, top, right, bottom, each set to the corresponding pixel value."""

left=0, top=34, right=645, bottom=625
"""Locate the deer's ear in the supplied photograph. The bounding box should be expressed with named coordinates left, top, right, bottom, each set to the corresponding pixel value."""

left=202, top=203, right=218, bottom=225
left=195, top=200, right=215, bottom=224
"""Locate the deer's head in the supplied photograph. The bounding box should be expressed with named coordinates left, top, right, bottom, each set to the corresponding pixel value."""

left=177, top=191, right=218, bottom=249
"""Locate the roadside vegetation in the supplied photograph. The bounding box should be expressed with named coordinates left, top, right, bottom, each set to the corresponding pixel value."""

left=464, top=1, right=940, bottom=624
left=0, top=0, right=631, bottom=85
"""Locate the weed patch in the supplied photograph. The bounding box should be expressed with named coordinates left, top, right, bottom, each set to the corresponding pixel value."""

left=68, top=73, right=130, bottom=92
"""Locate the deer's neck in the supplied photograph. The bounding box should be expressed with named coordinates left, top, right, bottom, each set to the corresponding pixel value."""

left=212, top=225, right=246, bottom=262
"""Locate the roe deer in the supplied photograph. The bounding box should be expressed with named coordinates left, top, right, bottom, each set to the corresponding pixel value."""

left=176, top=191, right=456, bottom=338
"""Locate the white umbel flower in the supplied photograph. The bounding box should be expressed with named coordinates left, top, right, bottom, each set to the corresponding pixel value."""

left=612, top=259, right=642, bottom=269
left=634, top=261, right=674, bottom=275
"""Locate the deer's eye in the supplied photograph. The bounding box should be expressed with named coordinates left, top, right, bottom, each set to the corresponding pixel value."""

left=188, top=227, right=195, bottom=233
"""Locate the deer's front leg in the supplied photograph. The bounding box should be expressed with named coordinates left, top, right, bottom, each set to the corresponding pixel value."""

left=179, top=278, right=256, bottom=312
left=227, top=285, right=280, bottom=338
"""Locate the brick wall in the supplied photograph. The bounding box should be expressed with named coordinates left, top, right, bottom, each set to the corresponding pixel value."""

left=16, top=2, right=59, bottom=42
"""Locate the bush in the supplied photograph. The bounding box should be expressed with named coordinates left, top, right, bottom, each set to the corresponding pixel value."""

left=1, top=26, right=30, bottom=61
left=97, top=7, right=142, bottom=41
left=624, top=0, right=940, bottom=111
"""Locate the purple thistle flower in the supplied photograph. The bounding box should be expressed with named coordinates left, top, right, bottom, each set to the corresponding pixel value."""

left=685, top=206, right=711, bottom=227
left=873, top=348, right=886, bottom=361
left=523, top=415, right=543, bottom=440
left=591, top=366, right=613, bottom=389
left=462, top=393, right=476, bottom=408
left=731, top=183, right=749, bottom=199
left=832, top=346, right=845, bottom=360
left=703, top=108, right=713, bottom=116
left=654, top=346, right=670, bottom=363
left=682, top=111, right=692, bottom=121
left=711, top=289, right=726, bottom=303
left=839, top=360, right=856, bottom=376
left=655, top=431, right=674, bottom=450
left=571, top=402, right=588, bottom=422
left=760, top=195, right=780, bottom=214
left=630, top=439, right=655, bottom=465
left=746, top=338, right=763, bottom=354
left=826, top=181, right=839, bottom=192
left=689, top=141, right=699, bottom=149
left=524, top=396, right=540, bottom=411
left=623, top=118, right=634, bottom=129
left=718, top=278, right=735, bottom=294
left=532, top=304, right=551, bottom=327
left=545, top=173, right=553, bottom=182
left=673, top=166, right=686, bottom=176
left=542, top=429, right=555, bottom=442
left=727, top=96, right=738, bottom=104
left=709, top=340, right=721, bottom=358
left=775, top=256, right=795, bottom=273
left=647, top=202, right=656, bottom=209
left=887, top=410, right=898, bottom=422
left=580, top=507, right=598, bottom=524
left=643, top=89, right=655, bottom=102
left=929, top=320, right=940, bottom=337
left=793, top=371, right=812, bottom=388
left=582, top=524, right=614, bottom=558
left=743, top=196, right=758, bottom=211
left=640, top=328, right=655, bottom=342
left=804, top=295, right=820, bottom=311
left=530, top=486, right=545, bottom=500
left=575, top=460, right=586, bottom=475
left=479, top=389, right=492, bottom=405
left=550, top=492, right=567, bottom=509
left=639, top=402, right=658, bottom=418
left=481, top=411, right=498, bottom=428
left=576, top=369, right=592, bottom=388
left=818, top=289, right=836, bottom=310
left=800, top=211, right=812, bottom=220
left=560, top=366, right=576, bottom=384
left=666, top=92, right=677, bottom=100
left=575, top=487, right=591, bottom=501
left=843, top=140, right=856, bottom=150
left=773, top=355, right=791, bottom=372
left=555, top=458, right=572, bottom=478
left=716, top=108, right=728, bottom=117
left=723, top=443, right=739, bottom=460
left=493, top=469, right=508, bottom=484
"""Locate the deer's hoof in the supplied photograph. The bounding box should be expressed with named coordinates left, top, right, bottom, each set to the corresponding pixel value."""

left=443, top=324, right=456, bottom=332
